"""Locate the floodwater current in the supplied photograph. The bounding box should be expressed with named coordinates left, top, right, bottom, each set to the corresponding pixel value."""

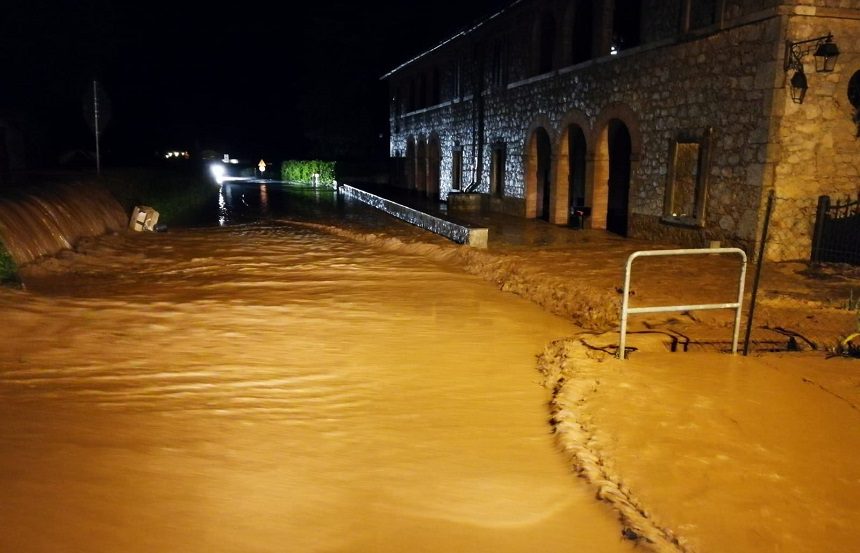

left=0, top=183, right=632, bottom=552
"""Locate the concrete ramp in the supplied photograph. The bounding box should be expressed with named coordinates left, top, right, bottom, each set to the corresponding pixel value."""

left=338, top=184, right=488, bottom=248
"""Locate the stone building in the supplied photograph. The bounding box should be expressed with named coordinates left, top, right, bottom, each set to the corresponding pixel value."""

left=383, top=0, right=860, bottom=260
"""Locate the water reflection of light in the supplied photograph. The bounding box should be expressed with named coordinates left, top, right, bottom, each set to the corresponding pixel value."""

left=260, top=185, right=269, bottom=215
left=218, top=184, right=227, bottom=226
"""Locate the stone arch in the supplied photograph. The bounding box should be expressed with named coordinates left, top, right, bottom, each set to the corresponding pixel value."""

left=591, top=106, right=641, bottom=235
left=591, top=104, right=641, bottom=234
left=523, top=120, right=556, bottom=220
left=553, top=109, right=592, bottom=225
left=427, top=133, right=442, bottom=200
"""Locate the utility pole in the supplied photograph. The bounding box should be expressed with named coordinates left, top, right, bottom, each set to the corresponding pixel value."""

left=93, top=80, right=101, bottom=176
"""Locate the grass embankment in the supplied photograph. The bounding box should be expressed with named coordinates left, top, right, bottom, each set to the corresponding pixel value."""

left=100, top=165, right=216, bottom=225
left=0, top=165, right=215, bottom=285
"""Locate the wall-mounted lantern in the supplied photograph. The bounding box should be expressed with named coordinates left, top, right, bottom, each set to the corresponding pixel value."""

left=784, top=33, right=840, bottom=104
left=789, top=70, right=808, bottom=104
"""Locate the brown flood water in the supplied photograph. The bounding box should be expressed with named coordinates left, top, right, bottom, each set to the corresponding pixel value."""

left=0, top=223, right=633, bottom=552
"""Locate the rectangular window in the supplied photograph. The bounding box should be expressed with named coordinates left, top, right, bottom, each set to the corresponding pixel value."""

left=613, top=0, right=642, bottom=52
left=681, top=0, right=719, bottom=32
left=662, top=129, right=713, bottom=226
left=453, top=59, right=462, bottom=100
left=431, top=67, right=441, bottom=105
left=491, top=41, right=507, bottom=87
left=452, top=148, right=463, bottom=191
left=490, top=145, right=505, bottom=197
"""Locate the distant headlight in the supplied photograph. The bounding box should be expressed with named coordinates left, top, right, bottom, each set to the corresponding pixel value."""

left=210, top=163, right=226, bottom=184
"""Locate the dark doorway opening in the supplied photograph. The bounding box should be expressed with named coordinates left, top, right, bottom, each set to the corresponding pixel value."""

left=535, top=128, right=552, bottom=221
left=607, top=120, right=631, bottom=235
left=568, top=124, right=587, bottom=216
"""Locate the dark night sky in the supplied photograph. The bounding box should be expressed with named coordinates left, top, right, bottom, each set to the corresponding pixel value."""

left=0, top=0, right=511, bottom=166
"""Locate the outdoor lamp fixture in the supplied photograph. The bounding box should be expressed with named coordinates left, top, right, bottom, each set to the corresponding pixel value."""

left=789, top=69, right=808, bottom=104
left=784, top=33, right=840, bottom=104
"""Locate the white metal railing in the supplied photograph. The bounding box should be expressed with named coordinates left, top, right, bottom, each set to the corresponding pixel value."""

left=618, top=248, right=748, bottom=359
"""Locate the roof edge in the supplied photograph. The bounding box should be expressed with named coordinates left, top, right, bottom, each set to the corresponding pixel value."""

left=380, top=0, right=523, bottom=81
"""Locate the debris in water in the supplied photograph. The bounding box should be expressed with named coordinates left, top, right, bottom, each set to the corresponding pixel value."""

left=621, top=527, right=641, bottom=542
left=129, top=206, right=160, bottom=232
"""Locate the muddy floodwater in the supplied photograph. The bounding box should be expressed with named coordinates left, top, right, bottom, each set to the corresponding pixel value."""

left=0, top=185, right=633, bottom=552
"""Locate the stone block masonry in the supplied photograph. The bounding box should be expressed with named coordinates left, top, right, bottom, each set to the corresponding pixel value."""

left=385, top=0, right=860, bottom=261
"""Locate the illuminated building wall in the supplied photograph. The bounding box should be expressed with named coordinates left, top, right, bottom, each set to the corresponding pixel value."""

left=385, top=0, right=860, bottom=260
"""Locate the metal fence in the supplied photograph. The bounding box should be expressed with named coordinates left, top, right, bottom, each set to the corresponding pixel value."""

left=811, top=193, right=860, bottom=265
left=618, top=248, right=748, bottom=360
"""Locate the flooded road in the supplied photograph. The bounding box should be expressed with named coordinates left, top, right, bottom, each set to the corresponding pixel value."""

left=0, top=189, right=632, bottom=552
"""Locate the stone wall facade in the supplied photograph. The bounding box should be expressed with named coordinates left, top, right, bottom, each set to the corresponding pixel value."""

left=385, top=0, right=860, bottom=260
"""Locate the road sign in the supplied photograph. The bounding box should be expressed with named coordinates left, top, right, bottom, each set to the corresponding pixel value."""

left=258, top=159, right=267, bottom=172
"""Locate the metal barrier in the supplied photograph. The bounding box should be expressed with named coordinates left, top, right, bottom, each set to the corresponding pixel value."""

left=618, top=248, right=748, bottom=359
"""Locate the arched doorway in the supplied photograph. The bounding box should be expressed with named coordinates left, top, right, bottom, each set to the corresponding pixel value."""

left=427, top=136, right=441, bottom=200
left=606, top=120, right=631, bottom=235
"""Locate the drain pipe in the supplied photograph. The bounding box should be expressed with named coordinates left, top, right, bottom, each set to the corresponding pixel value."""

left=743, top=190, right=775, bottom=356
